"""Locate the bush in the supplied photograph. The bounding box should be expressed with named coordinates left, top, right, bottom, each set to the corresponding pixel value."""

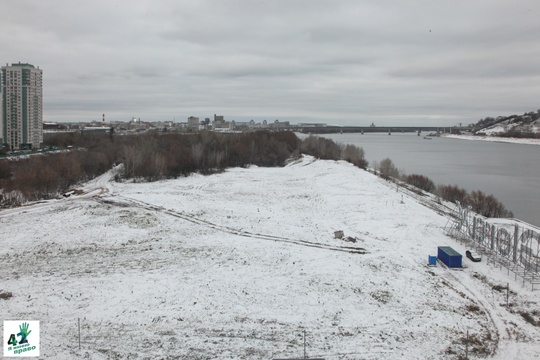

left=341, top=144, right=368, bottom=169
left=436, top=184, right=468, bottom=204
left=405, top=174, right=435, bottom=193
left=437, top=185, right=513, bottom=218
left=379, top=158, right=399, bottom=179
left=300, top=135, right=341, bottom=160
left=465, top=190, right=513, bottom=218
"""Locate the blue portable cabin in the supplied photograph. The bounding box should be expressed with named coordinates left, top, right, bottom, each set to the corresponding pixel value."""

left=437, top=246, right=462, bottom=268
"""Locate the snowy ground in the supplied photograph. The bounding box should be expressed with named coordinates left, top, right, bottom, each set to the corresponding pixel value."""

left=446, top=134, right=540, bottom=146
left=1, top=156, right=540, bottom=359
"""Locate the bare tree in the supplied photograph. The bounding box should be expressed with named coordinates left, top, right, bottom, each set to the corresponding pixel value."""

left=436, top=184, right=468, bottom=204
left=466, top=190, right=513, bottom=218
left=405, top=174, right=435, bottom=193
left=379, top=158, right=399, bottom=179
left=341, top=144, right=368, bottom=169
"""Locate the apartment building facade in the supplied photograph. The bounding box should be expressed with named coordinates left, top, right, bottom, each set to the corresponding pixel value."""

left=1, top=62, right=43, bottom=150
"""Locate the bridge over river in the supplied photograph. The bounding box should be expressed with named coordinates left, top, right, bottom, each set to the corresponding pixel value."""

left=291, top=125, right=471, bottom=134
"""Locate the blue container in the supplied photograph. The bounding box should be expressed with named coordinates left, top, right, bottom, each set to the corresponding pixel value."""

left=428, top=255, right=437, bottom=266
left=437, top=246, right=462, bottom=268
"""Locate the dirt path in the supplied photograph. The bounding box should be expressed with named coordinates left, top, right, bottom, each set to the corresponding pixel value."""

left=108, top=195, right=367, bottom=255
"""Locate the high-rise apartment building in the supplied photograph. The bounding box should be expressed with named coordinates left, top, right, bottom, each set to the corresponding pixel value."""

left=1, top=62, right=43, bottom=150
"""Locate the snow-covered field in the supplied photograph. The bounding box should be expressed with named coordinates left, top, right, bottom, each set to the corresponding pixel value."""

left=1, top=156, right=539, bottom=359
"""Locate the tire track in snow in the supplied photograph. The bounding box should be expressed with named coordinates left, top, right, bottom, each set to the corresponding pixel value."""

left=107, top=196, right=367, bottom=255
left=441, top=268, right=502, bottom=357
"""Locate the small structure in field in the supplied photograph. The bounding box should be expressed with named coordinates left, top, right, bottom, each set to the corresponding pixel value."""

left=437, top=246, right=462, bottom=268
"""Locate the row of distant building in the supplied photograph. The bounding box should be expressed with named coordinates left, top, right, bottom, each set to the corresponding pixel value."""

left=1, top=62, right=327, bottom=151
left=45, top=114, right=325, bottom=139
left=67, top=114, right=295, bottom=133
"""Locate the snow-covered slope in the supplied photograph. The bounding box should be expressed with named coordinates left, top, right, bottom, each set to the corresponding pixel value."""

left=1, top=156, right=539, bottom=359
left=445, top=134, right=540, bottom=146
left=475, top=116, right=539, bottom=136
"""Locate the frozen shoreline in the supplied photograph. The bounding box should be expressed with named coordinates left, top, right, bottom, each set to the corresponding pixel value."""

left=445, top=134, right=540, bottom=146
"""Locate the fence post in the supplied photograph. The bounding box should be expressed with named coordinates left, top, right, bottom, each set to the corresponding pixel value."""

left=491, top=224, right=495, bottom=250
left=472, top=217, right=476, bottom=242
left=303, top=330, right=306, bottom=359
left=513, top=224, right=519, bottom=263
left=465, top=329, right=469, bottom=360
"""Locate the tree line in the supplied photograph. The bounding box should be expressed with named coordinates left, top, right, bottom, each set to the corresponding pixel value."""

left=375, top=158, right=513, bottom=218
left=0, top=132, right=367, bottom=206
left=0, top=130, right=512, bottom=219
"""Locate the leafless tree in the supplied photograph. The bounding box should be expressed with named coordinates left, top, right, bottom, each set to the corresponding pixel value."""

left=341, top=144, right=368, bottom=169
left=379, top=158, right=399, bottom=179
left=405, top=174, right=435, bottom=192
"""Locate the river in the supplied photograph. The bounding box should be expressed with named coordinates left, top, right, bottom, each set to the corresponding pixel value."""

left=315, top=132, right=540, bottom=227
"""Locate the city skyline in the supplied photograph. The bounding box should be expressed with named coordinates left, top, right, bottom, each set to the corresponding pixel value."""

left=1, top=1, right=540, bottom=126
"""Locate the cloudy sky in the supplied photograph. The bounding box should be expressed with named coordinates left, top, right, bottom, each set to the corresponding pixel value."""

left=2, top=1, right=540, bottom=126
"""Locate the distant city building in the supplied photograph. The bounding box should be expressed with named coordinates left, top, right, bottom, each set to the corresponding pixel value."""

left=1, top=62, right=43, bottom=150
left=212, top=114, right=228, bottom=129
left=187, top=116, right=200, bottom=131
left=81, top=126, right=113, bottom=135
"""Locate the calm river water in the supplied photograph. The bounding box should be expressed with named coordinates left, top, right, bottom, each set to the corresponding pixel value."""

left=316, top=133, right=540, bottom=227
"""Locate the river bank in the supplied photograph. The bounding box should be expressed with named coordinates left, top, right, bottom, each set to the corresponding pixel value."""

left=313, top=132, right=540, bottom=227
left=445, top=134, right=540, bottom=146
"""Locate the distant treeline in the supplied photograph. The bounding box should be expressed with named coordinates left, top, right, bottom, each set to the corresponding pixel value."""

left=0, top=131, right=512, bottom=219
left=474, top=109, right=540, bottom=139
left=0, top=131, right=366, bottom=206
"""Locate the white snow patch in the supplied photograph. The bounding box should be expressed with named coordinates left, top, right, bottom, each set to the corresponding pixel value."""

left=1, top=156, right=539, bottom=359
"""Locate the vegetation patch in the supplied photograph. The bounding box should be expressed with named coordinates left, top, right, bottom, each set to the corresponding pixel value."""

left=492, top=284, right=507, bottom=292
left=0, top=290, right=13, bottom=300
left=370, top=290, right=391, bottom=304
left=519, top=311, right=540, bottom=327
left=465, top=303, right=481, bottom=313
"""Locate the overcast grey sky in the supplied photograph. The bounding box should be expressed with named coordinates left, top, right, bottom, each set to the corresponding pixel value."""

left=2, top=0, right=540, bottom=126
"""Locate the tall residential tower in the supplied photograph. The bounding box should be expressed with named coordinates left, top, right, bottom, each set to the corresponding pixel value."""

left=1, top=62, right=43, bottom=150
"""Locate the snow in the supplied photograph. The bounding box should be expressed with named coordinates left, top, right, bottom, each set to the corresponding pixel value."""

left=1, top=156, right=540, bottom=359
left=446, top=134, right=540, bottom=146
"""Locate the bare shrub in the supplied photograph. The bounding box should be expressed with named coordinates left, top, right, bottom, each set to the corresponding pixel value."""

left=300, top=135, right=341, bottom=160
left=436, top=184, right=468, bottom=204
left=466, top=304, right=481, bottom=312
left=466, top=190, right=514, bottom=218
left=0, top=190, right=25, bottom=207
left=341, top=144, right=368, bottom=169
left=520, top=312, right=539, bottom=326
left=0, top=160, right=11, bottom=181
left=379, top=158, right=399, bottom=179
left=405, top=174, right=435, bottom=193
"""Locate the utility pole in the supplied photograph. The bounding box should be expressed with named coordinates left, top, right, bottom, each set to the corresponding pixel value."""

left=465, top=329, right=469, bottom=360
left=303, top=330, right=306, bottom=359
